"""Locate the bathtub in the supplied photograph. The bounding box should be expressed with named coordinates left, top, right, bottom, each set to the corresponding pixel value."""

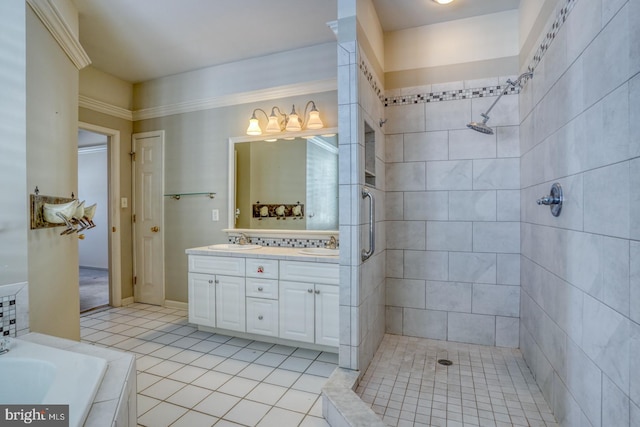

left=0, top=338, right=107, bottom=427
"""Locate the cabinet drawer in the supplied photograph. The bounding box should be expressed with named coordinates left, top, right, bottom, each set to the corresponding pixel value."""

left=246, top=278, right=278, bottom=299
left=189, top=255, right=245, bottom=276
left=246, top=258, right=278, bottom=279
left=246, top=298, right=279, bottom=337
left=280, top=261, right=339, bottom=285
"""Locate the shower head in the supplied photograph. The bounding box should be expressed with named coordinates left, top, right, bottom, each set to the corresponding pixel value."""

left=467, top=71, right=533, bottom=135
left=467, top=120, right=494, bottom=135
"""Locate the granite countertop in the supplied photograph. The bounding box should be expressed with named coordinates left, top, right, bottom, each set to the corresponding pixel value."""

left=185, top=245, right=339, bottom=264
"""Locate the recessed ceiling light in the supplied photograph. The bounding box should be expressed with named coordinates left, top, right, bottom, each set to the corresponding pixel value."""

left=432, top=0, right=454, bottom=4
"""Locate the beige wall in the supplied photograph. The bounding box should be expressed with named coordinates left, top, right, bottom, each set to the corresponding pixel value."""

left=80, top=66, right=134, bottom=110
left=26, top=4, right=80, bottom=340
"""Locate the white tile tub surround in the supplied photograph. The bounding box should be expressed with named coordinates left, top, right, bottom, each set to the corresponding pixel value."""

left=519, top=0, right=640, bottom=426
left=19, top=332, right=136, bottom=427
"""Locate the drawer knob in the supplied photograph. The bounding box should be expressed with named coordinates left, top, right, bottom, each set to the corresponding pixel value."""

left=257, top=266, right=264, bottom=273
left=308, top=288, right=313, bottom=293
left=215, top=279, right=219, bottom=284
left=208, top=279, right=213, bottom=284
left=258, top=287, right=264, bottom=292
left=258, top=315, right=264, bottom=320
left=315, top=290, right=320, bottom=294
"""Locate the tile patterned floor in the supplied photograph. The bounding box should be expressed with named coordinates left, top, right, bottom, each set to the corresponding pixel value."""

left=356, top=335, right=558, bottom=427
left=80, top=303, right=335, bottom=427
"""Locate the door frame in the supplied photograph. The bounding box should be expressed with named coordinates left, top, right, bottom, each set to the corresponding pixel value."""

left=77, top=122, right=122, bottom=307
left=131, top=130, right=165, bottom=305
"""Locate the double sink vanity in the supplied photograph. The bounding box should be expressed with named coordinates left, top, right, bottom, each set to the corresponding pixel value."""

left=185, top=243, right=340, bottom=351
left=185, top=128, right=341, bottom=351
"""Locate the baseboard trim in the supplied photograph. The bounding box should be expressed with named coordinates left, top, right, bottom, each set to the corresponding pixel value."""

left=164, top=300, right=188, bottom=310
left=120, top=296, right=134, bottom=307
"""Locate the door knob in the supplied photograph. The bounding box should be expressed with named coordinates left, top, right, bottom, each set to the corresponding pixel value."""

left=151, top=226, right=159, bottom=232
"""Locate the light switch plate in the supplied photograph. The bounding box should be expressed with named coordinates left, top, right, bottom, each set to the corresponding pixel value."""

left=212, top=209, right=219, bottom=221
left=121, top=197, right=128, bottom=208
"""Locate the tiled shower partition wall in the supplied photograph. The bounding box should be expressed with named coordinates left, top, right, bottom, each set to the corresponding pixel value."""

left=383, top=77, right=521, bottom=348
left=519, top=0, right=640, bottom=426
left=337, top=33, right=387, bottom=371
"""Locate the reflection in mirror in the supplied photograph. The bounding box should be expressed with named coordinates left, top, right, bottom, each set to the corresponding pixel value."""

left=230, top=131, right=338, bottom=231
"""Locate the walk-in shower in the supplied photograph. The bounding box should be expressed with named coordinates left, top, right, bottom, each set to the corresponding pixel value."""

left=467, top=71, right=533, bottom=135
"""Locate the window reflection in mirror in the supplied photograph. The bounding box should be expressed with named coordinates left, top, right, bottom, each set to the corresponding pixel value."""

left=231, top=131, right=338, bottom=231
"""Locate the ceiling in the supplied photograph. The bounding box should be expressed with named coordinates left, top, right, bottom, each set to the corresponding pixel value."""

left=72, top=0, right=520, bottom=84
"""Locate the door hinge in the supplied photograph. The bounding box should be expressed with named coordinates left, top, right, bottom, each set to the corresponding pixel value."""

left=132, top=214, right=136, bottom=223
left=129, top=151, right=136, bottom=161
left=133, top=276, right=137, bottom=285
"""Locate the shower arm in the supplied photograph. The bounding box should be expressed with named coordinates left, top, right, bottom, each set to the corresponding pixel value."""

left=479, top=72, right=533, bottom=123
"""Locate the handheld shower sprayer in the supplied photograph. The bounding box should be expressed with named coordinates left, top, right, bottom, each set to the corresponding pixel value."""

left=467, top=71, right=533, bottom=135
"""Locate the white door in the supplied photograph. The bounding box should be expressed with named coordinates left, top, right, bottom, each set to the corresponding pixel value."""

left=315, top=284, right=339, bottom=347
left=133, top=131, right=164, bottom=305
left=216, top=275, right=245, bottom=331
left=279, top=281, right=314, bottom=343
left=188, top=273, right=216, bottom=327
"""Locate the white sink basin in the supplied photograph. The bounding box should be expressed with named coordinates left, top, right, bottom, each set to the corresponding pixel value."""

left=298, top=248, right=339, bottom=256
left=208, top=244, right=262, bottom=251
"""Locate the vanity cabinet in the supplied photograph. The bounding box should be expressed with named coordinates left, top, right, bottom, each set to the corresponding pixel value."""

left=188, top=256, right=245, bottom=332
left=186, top=250, right=339, bottom=350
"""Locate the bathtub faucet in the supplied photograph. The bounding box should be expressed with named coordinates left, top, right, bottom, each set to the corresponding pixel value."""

left=0, top=337, right=11, bottom=355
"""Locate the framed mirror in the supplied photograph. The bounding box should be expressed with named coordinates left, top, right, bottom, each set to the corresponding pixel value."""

left=227, top=128, right=338, bottom=233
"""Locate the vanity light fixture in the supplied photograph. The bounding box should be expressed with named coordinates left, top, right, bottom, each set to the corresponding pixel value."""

left=432, top=0, right=454, bottom=4
left=246, top=101, right=323, bottom=136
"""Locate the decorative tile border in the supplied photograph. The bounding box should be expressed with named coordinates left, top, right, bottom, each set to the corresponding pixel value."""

left=527, top=0, right=577, bottom=74
left=384, top=84, right=520, bottom=107
left=359, top=53, right=385, bottom=104
left=227, top=236, right=336, bottom=249
left=0, top=295, right=17, bottom=336
left=378, top=0, right=577, bottom=106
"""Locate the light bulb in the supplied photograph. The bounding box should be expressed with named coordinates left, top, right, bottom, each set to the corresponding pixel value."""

left=266, top=115, right=281, bottom=133
left=433, top=0, right=453, bottom=4
left=286, top=105, right=302, bottom=132
left=246, top=117, right=262, bottom=135
left=306, top=110, right=323, bottom=130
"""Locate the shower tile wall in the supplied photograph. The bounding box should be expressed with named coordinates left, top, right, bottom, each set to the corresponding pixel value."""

left=337, top=31, right=387, bottom=371
left=519, top=0, right=640, bottom=426
left=384, top=79, right=521, bottom=348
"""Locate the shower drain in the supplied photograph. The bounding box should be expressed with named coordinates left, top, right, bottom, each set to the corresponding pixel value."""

left=437, top=359, right=453, bottom=366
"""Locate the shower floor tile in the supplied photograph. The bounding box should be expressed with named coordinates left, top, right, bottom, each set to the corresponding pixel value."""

left=356, top=334, right=558, bottom=427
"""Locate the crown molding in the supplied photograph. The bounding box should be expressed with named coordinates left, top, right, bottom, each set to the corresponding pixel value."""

left=78, top=95, right=133, bottom=121
left=27, top=0, right=91, bottom=70
left=79, top=78, right=337, bottom=122
left=132, top=78, right=337, bottom=121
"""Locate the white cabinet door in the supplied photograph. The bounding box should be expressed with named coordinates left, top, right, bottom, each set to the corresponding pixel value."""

left=188, top=273, right=216, bottom=327
left=216, top=275, right=246, bottom=332
left=314, top=284, right=339, bottom=347
left=279, top=281, right=314, bottom=343
left=246, top=298, right=279, bottom=337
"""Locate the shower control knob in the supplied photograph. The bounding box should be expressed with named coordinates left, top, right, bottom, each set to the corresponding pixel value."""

left=537, top=183, right=563, bottom=217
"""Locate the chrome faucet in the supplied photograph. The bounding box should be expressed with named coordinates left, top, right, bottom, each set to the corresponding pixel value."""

left=325, top=236, right=337, bottom=249
left=237, top=233, right=249, bottom=245
left=0, top=337, right=11, bottom=355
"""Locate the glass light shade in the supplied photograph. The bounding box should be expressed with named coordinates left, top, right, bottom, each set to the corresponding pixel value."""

left=246, top=118, right=262, bottom=135
left=306, top=110, right=323, bottom=129
left=286, top=114, right=302, bottom=132
left=265, top=115, right=281, bottom=133
left=433, top=0, right=453, bottom=3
